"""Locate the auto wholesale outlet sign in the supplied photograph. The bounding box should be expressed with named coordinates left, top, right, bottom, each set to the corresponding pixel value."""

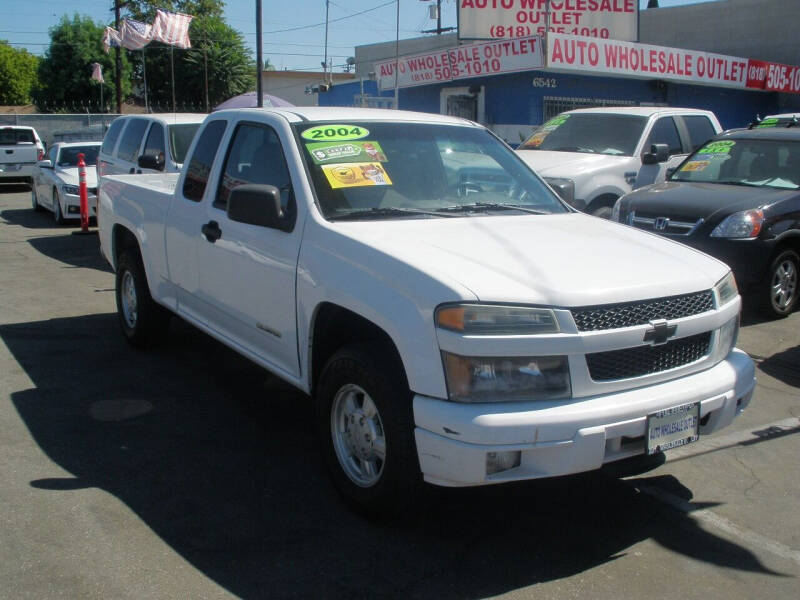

left=458, top=0, right=638, bottom=42
left=546, top=33, right=750, bottom=89
left=375, top=35, right=543, bottom=91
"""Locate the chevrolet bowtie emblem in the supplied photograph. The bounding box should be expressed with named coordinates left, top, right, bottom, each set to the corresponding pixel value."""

left=643, top=319, right=677, bottom=346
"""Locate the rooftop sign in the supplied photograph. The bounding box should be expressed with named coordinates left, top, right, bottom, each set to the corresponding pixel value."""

left=458, top=0, right=638, bottom=42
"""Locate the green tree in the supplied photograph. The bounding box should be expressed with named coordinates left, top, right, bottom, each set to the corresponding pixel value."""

left=36, top=14, right=132, bottom=111
left=123, top=0, right=254, bottom=111
left=0, top=41, right=39, bottom=105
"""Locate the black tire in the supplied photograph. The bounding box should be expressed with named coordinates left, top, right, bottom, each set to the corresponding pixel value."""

left=31, top=186, right=43, bottom=212
left=759, top=249, right=799, bottom=318
left=590, top=204, right=613, bottom=219
left=315, top=343, right=421, bottom=516
left=52, top=188, right=64, bottom=225
left=115, top=250, right=170, bottom=348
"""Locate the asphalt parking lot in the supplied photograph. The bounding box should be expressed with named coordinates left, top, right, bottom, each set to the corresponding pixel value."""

left=0, top=186, right=798, bottom=599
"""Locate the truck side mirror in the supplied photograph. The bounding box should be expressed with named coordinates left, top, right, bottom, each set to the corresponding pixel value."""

left=227, top=184, right=288, bottom=231
left=642, top=143, right=670, bottom=165
left=37, top=159, right=53, bottom=169
left=138, top=152, right=165, bottom=171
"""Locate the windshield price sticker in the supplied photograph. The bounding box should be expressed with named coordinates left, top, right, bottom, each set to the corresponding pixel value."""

left=756, top=118, right=779, bottom=128
left=306, top=141, right=387, bottom=164
left=321, top=162, right=393, bottom=189
left=520, top=114, right=569, bottom=149
left=646, top=402, right=700, bottom=455
left=698, top=140, right=736, bottom=155
left=301, top=125, right=369, bottom=142
left=681, top=160, right=710, bottom=172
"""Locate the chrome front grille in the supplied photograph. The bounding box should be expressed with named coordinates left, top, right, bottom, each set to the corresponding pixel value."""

left=627, top=211, right=704, bottom=235
left=571, top=291, right=714, bottom=332
left=586, top=332, right=712, bottom=381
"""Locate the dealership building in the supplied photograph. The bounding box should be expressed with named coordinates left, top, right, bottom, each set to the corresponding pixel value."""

left=319, top=0, right=800, bottom=143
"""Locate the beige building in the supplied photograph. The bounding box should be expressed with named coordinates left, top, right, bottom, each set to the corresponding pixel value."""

left=261, top=71, right=356, bottom=107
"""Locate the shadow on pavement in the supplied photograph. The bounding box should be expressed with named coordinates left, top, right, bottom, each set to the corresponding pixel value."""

left=0, top=184, right=31, bottom=195
left=758, top=344, right=800, bottom=388
left=26, top=233, right=111, bottom=273
left=1, top=206, right=58, bottom=229
left=0, top=313, right=785, bottom=599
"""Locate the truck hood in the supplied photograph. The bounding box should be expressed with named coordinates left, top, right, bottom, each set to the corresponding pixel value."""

left=515, top=150, right=632, bottom=178
left=332, top=213, right=728, bottom=307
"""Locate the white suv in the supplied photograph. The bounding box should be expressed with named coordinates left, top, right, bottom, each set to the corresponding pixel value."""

left=515, top=107, right=722, bottom=218
left=97, top=113, right=205, bottom=178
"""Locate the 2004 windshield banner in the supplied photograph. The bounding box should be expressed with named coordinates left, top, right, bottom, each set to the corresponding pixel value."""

left=375, top=35, right=543, bottom=91
left=458, top=0, right=638, bottom=42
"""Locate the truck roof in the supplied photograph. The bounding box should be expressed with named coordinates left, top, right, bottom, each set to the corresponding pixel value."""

left=125, top=113, right=207, bottom=125
left=212, top=106, right=478, bottom=126
left=563, top=106, right=717, bottom=118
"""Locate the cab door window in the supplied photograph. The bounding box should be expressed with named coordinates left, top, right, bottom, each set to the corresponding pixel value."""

left=214, top=122, right=295, bottom=229
left=116, top=119, right=148, bottom=162
left=646, top=117, right=683, bottom=156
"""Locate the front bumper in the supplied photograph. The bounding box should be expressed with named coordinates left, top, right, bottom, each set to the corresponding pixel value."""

left=62, top=194, right=97, bottom=217
left=413, top=348, right=755, bottom=487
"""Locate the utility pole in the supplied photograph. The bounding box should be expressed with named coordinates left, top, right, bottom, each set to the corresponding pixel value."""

left=394, top=0, right=399, bottom=109
left=256, top=0, right=263, bottom=107
left=323, top=0, right=329, bottom=83
left=114, top=0, right=123, bottom=113
left=421, top=0, right=455, bottom=35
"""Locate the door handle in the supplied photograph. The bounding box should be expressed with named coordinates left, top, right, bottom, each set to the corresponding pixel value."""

left=201, top=220, right=222, bottom=243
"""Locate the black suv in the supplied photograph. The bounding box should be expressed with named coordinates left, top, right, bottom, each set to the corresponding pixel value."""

left=613, top=127, right=800, bottom=318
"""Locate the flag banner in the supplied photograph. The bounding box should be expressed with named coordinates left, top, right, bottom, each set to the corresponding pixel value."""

left=91, top=63, right=104, bottom=83
left=151, top=9, right=193, bottom=49
left=120, top=19, right=153, bottom=50
left=102, top=26, right=121, bottom=53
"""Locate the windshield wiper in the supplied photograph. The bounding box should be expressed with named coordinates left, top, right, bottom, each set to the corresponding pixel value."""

left=437, top=202, right=549, bottom=215
left=714, top=180, right=767, bottom=187
left=552, top=146, right=596, bottom=153
left=328, top=206, right=457, bottom=221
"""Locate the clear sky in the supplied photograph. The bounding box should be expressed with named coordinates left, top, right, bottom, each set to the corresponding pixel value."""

left=0, top=0, right=714, bottom=72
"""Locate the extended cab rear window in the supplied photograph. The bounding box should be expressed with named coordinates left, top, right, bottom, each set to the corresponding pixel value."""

left=0, top=128, right=35, bottom=144
left=182, top=120, right=227, bottom=202
left=101, top=119, right=125, bottom=154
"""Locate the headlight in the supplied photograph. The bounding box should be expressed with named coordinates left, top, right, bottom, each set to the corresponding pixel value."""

left=542, top=177, right=575, bottom=204
left=710, top=209, right=764, bottom=238
left=441, top=352, right=571, bottom=402
left=436, top=304, right=559, bottom=335
left=62, top=185, right=80, bottom=196
left=714, top=271, right=738, bottom=307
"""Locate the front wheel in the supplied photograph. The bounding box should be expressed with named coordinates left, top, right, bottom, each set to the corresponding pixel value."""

left=115, top=251, right=170, bottom=347
left=316, top=344, right=420, bottom=515
left=760, top=249, right=799, bottom=318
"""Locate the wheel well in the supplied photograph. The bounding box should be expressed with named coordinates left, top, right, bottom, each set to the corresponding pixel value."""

left=587, top=193, right=619, bottom=212
left=773, top=236, right=800, bottom=258
left=112, top=225, right=140, bottom=268
left=310, top=303, right=406, bottom=394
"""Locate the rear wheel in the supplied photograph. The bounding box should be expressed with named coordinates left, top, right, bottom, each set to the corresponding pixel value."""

left=316, top=344, right=420, bottom=515
left=115, top=250, right=170, bottom=347
left=52, top=188, right=64, bottom=224
left=760, top=249, right=799, bottom=318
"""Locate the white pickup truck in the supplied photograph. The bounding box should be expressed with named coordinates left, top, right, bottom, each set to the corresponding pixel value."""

left=98, top=107, right=755, bottom=513
left=0, top=125, right=44, bottom=185
left=515, top=107, right=722, bottom=217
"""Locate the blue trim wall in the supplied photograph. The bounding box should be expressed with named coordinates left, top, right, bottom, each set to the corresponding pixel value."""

left=320, top=70, right=780, bottom=131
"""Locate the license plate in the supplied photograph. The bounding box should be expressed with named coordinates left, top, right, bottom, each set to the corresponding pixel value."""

left=646, top=402, right=699, bottom=455
left=0, top=164, right=21, bottom=171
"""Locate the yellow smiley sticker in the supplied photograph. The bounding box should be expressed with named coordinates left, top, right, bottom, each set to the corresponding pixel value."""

left=322, top=162, right=393, bottom=189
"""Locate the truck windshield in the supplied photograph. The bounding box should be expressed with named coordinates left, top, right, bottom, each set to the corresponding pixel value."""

left=519, top=114, right=646, bottom=156
left=168, top=123, right=201, bottom=165
left=671, top=138, right=800, bottom=190
left=296, top=121, right=568, bottom=220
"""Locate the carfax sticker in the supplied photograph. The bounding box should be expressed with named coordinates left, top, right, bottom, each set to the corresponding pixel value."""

left=306, top=141, right=387, bottom=164
left=301, top=124, right=369, bottom=141
left=322, top=162, right=392, bottom=189
left=698, top=140, right=736, bottom=154
left=681, top=160, right=710, bottom=172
